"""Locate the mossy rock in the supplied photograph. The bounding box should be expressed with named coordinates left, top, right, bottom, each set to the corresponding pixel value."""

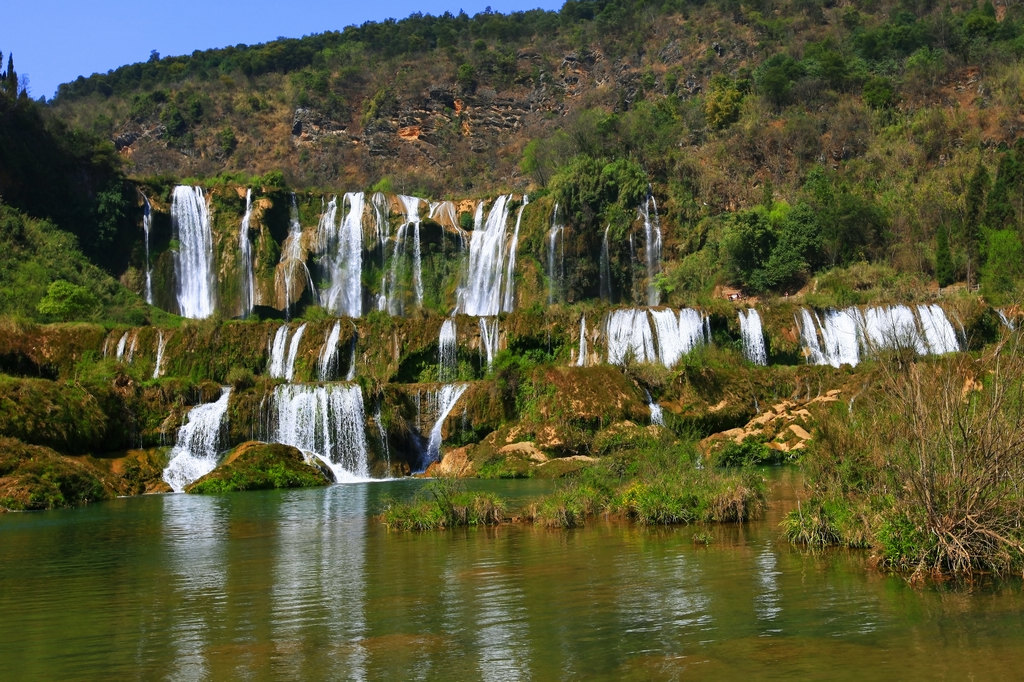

left=0, top=437, right=115, bottom=510
left=185, top=441, right=331, bottom=493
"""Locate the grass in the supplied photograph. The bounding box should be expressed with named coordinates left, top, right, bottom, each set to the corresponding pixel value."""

left=380, top=476, right=507, bottom=531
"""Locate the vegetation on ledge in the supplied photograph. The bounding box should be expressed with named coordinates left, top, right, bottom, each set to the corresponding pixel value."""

left=185, top=441, right=331, bottom=493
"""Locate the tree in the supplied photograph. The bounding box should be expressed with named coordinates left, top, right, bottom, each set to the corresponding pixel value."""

left=36, top=280, right=97, bottom=321
left=963, top=162, right=990, bottom=287
left=935, top=225, right=954, bottom=287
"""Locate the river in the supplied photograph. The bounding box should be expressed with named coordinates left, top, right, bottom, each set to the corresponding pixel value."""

left=1, top=472, right=1022, bottom=679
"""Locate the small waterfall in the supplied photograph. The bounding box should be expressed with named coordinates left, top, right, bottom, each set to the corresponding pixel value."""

left=502, top=195, right=528, bottom=312
left=820, top=308, right=862, bottom=367
left=863, top=305, right=928, bottom=355
left=439, top=319, right=457, bottom=382
left=153, top=331, right=166, bottom=379
left=271, top=383, right=370, bottom=482
left=317, top=321, right=342, bottom=381
left=374, top=399, right=390, bottom=474
left=284, top=323, right=307, bottom=382
left=422, top=383, right=469, bottom=470
left=346, top=331, right=357, bottom=381
left=998, top=309, right=1016, bottom=330
left=142, top=194, right=153, bottom=305
left=320, top=192, right=364, bottom=318
left=645, top=390, right=664, bottom=427
left=278, top=194, right=317, bottom=320
left=640, top=194, right=662, bottom=307
left=115, top=331, right=129, bottom=361
left=479, top=317, right=499, bottom=370
left=162, top=387, right=232, bottom=492
left=547, top=202, right=565, bottom=305
left=172, top=186, right=215, bottom=319
left=738, top=309, right=767, bottom=365
left=606, top=309, right=657, bottom=365
left=600, top=224, right=612, bottom=302
left=239, top=189, right=255, bottom=318
left=459, top=196, right=515, bottom=316
left=917, top=304, right=960, bottom=354
left=126, top=331, right=139, bottom=363
left=371, top=192, right=391, bottom=263
left=576, top=315, right=587, bottom=367
left=796, top=308, right=826, bottom=365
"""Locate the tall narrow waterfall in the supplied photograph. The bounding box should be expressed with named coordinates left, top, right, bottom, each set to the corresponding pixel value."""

left=646, top=390, right=665, bottom=427
left=320, top=193, right=364, bottom=318
left=547, top=202, right=565, bottom=305
left=600, top=225, right=612, bottom=302
left=284, top=323, right=306, bottom=382
left=399, top=195, right=425, bottom=307
left=459, top=196, right=514, bottom=316
left=738, top=309, right=767, bottom=365
left=502, top=195, right=528, bottom=312
left=153, top=331, right=166, bottom=379
left=142, top=194, right=153, bottom=305
left=267, top=324, right=306, bottom=380
left=239, top=189, right=255, bottom=319
left=278, top=194, right=316, bottom=320
left=172, top=185, right=215, bottom=319
left=318, top=321, right=342, bottom=381
left=576, top=315, right=587, bottom=367
left=422, top=383, right=469, bottom=470
left=640, top=194, right=662, bottom=306
left=439, top=319, right=457, bottom=381
left=479, top=317, right=498, bottom=370
left=271, top=383, right=370, bottom=482
left=162, top=387, right=232, bottom=492
left=998, top=309, right=1016, bottom=330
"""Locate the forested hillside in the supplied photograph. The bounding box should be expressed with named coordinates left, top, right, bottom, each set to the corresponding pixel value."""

left=43, top=0, right=1024, bottom=301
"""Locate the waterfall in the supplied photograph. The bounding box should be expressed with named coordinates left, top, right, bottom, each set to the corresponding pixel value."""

left=278, top=194, right=316, bottom=320
left=172, top=186, right=215, bottom=319
left=863, top=305, right=928, bottom=355
left=320, top=192, right=364, bottom=318
left=479, top=317, right=499, bottom=370
left=422, top=383, right=469, bottom=470
left=162, top=387, right=232, bottom=492
left=738, top=309, right=767, bottom=365
left=439, top=319, right=457, bottom=382
left=606, top=309, right=657, bottom=365
left=459, top=196, right=514, bottom=316
left=600, top=224, right=612, bottom=302
left=271, top=383, right=370, bottom=482
left=153, top=331, right=166, bottom=379
left=142, top=194, right=153, bottom=305
left=284, top=323, right=307, bottom=382
left=371, top=192, right=391, bottom=263
left=645, top=390, right=664, bottom=427
left=398, top=195, right=425, bottom=308
left=640, top=194, right=662, bottom=307
left=115, top=331, right=129, bottom=361
left=126, top=331, right=139, bottom=363
left=547, top=202, right=565, bottom=305
left=317, top=321, right=342, bottom=381
left=374, top=399, right=390, bottom=474
left=796, top=309, right=826, bottom=365
left=998, top=309, right=1016, bottom=330
left=917, top=304, right=960, bottom=355
left=346, top=331, right=357, bottom=381
left=239, top=189, right=255, bottom=319
left=502, top=195, right=528, bottom=312
left=576, top=315, right=587, bottom=367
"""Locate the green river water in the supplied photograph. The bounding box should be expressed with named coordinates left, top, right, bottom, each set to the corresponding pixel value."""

left=2, top=472, right=1022, bottom=680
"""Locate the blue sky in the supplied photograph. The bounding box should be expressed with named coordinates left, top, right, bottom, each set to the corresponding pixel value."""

left=7, top=0, right=565, bottom=100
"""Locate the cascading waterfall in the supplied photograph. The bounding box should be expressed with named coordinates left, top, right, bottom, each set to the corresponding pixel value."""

left=318, top=321, right=342, bottom=381
left=640, top=194, right=662, bottom=307
left=422, top=383, right=469, bottom=470
left=606, top=309, right=657, bottom=365
left=738, top=309, right=767, bottom=365
left=142, top=194, right=153, bottom=305
left=502, top=195, right=528, bottom=312
left=917, top=304, right=960, bottom=355
left=576, top=315, right=587, bottom=367
left=162, top=387, right=232, bottom=492
left=479, top=317, right=499, bottom=370
left=439, top=319, right=457, bottom=381
left=115, top=331, right=130, bottom=361
left=547, top=202, right=565, bottom=305
left=239, top=189, right=255, bottom=318
left=153, top=331, right=166, bottom=379
left=346, top=330, right=357, bottom=381
left=126, top=331, right=139, bottom=363
left=320, top=192, right=364, bottom=318
left=459, top=196, right=515, bottom=316
left=796, top=308, right=826, bottom=365
left=374, top=400, right=390, bottom=474
left=863, top=305, right=928, bottom=355
left=600, top=224, right=612, bottom=302
left=267, top=324, right=306, bottom=380
left=284, top=323, right=307, bottom=382
left=998, top=309, right=1016, bottom=330
left=270, top=383, right=370, bottom=482
left=171, top=185, right=215, bottom=319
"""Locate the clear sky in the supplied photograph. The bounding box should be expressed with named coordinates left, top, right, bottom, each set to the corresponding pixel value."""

left=7, top=0, right=566, bottom=100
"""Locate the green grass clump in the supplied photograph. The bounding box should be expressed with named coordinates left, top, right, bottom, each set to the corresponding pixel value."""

left=381, top=477, right=507, bottom=530
left=714, top=435, right=792, bottom=467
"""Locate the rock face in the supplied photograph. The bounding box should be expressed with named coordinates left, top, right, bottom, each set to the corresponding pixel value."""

left=185, top=441, right=331, bottom=494
left=0, top=437, right=116, bottom=510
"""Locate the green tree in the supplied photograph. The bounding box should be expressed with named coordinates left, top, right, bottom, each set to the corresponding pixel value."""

left=704, top=75, right=743, bottom=129
left=981, top=230, right=1024, bottom=300
left=36, top=279, right=97, bottom=321
left=963, top=162, right=990, bottom=286
left=935, top=225, right=954, bottom=287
